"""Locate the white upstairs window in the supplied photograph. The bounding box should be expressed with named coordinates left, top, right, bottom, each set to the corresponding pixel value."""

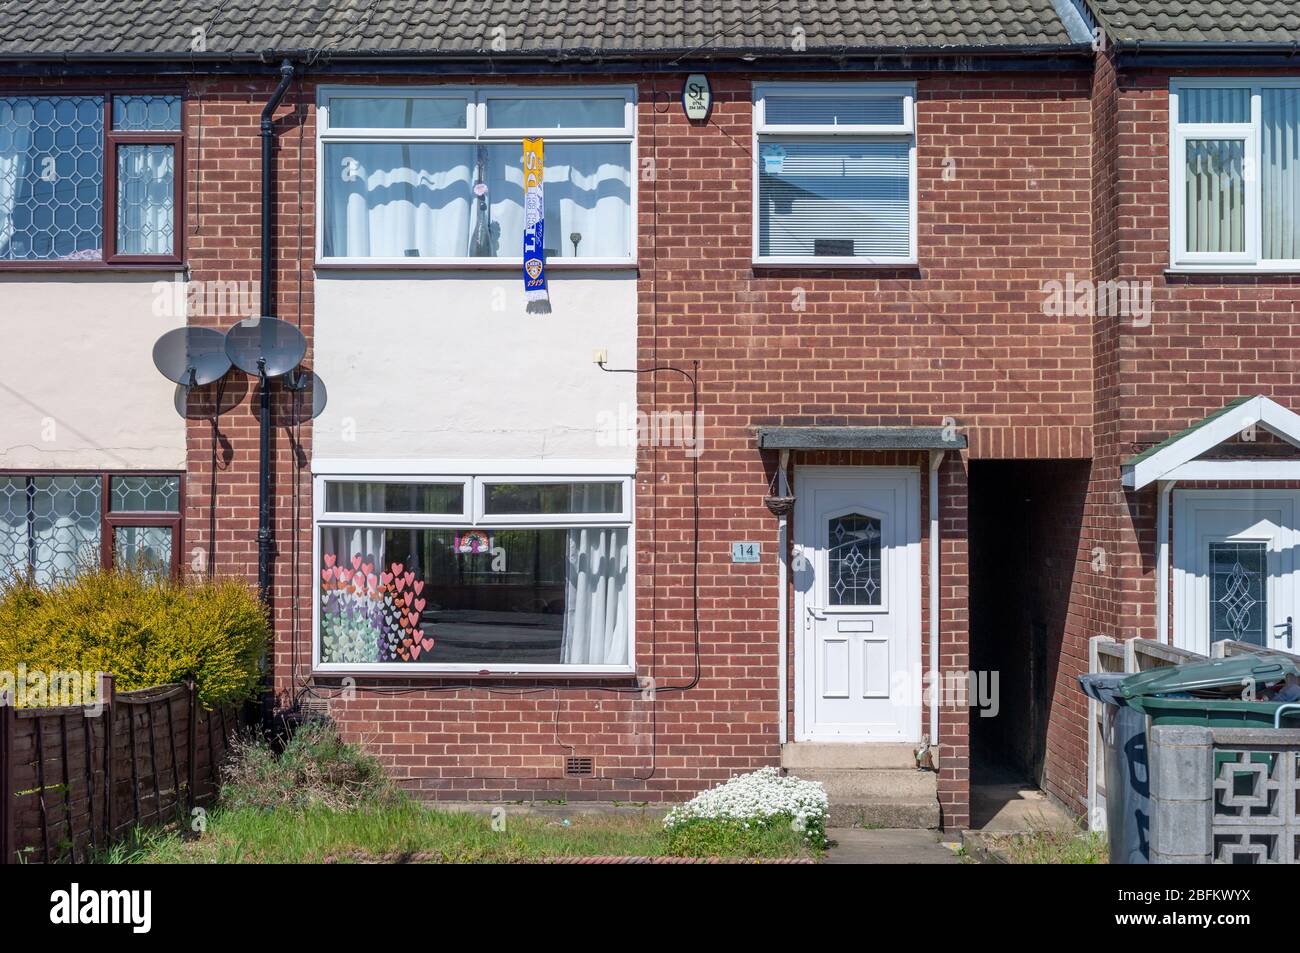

left=317, top=86, right=636, bottom=266
left=752, top=83, right=917, bottom=267
left=1171, top=79, right=1300, bottom=271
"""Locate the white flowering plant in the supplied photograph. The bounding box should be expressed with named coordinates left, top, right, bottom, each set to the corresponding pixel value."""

left=663, top=767, right=829, bottom=855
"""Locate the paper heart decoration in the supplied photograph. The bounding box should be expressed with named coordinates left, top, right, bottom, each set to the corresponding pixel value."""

left=404, top=572, right=415, bottom=586
left=362, top=562, right=373, bottom=576
left=324, top=554, right=337, bottom=568
left=411, top=643, right=423, bottom=660
left=391, top=563, right=404, bottom=576
left=381, top=572, right=393, bottom=586
left=402, top=592, right=413, bottom=607
left=394, top=576, right=406, bottom=592
left=413, top=580, right=424, bottom=595
left=399, top=651, right=410, bottom=661
left=351, top=555, right=363, bottom=571
left=420, top=638, right=434, bottom=651
left=367, top=574, right=378, bottom=589
left=321, top=569, right=332, bottom=582
left=414, top=598, right=426, bottom=613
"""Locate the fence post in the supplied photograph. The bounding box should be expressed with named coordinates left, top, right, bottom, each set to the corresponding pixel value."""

left=101, top=673, right=115, bottom=845
left=1, top=690, right=13, bottom=865
left=186, top=677, right=197, bottom=818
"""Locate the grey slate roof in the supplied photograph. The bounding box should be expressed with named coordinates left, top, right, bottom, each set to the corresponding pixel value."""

left=1086, top=1, right=1300, bottom=45
left=0, top=0, right=1083, bottom=59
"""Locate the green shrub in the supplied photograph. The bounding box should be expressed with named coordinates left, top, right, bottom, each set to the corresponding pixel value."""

left=220, top=720, right=395, bottom=812
left=0, top=569, right=268, bottom=707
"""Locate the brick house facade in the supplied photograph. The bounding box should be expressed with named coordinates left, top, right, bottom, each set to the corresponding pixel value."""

left=1, top=1, right=1297, bottom=835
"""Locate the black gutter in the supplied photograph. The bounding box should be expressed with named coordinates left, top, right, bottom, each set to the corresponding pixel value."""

left=256, top=58, right=294, bottom=609
left=0, top=49, right=1095, bottom=78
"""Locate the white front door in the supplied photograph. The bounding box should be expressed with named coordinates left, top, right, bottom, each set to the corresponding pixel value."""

left=1174, top=490, right=1300, bottom=655
left=794, top=467, right=921, bottom=742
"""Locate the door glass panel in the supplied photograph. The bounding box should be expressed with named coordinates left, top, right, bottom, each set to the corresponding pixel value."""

left=827, top=513, right=881, bottom=606
left=1210, top=541, right=1267, bottom=644
left=115, top=525, right=173, bottom=580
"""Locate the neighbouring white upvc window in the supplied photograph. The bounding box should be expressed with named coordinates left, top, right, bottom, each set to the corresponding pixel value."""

left=752, top=82, right=917, bottom=267
left=1170, top=79, right=1300, bottom=271
left=313, top=474, right=634, bottom=673
left=316, top=86, right=636, bottom=265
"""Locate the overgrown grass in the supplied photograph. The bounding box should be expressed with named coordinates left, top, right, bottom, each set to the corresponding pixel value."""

left=220, top=721, right=395, bottom=813
left=104, top=722, right=818, bottom=863
left=984, top=824, right=1109, bottom=864
left=665, top=816, right=825, bottom=857
left=111, top=802, right=679, bottom=864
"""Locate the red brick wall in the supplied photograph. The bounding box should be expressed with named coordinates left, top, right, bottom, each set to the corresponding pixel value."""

left=43, top=68, right=1093, bottom=827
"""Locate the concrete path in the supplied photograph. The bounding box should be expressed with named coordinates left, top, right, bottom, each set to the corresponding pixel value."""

left=825, top=828, right=965, bottom=864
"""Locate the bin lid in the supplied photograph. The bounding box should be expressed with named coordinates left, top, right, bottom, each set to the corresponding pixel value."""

left=1077, top=672, right=1129, bottom=705
left=1119, top=655, right=1300, bottom=700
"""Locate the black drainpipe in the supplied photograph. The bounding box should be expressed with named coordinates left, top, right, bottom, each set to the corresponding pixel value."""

left=256, top=59, right=295, bottom=608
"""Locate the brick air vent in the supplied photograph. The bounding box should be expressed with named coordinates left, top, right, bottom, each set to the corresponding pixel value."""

left=565, top=756, right=594, bottom=777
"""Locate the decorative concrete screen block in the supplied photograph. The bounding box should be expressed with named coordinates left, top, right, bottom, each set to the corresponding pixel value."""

left=1150, top=724, right=1300, bottom=864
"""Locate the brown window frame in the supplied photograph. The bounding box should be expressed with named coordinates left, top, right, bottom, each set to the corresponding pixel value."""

left=0, top=87, right=186, bottom=271
left=0, top=470, right=184, bottom=580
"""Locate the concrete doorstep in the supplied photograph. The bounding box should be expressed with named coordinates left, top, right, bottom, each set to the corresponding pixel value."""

left=825, top=828, right=965, bottom=864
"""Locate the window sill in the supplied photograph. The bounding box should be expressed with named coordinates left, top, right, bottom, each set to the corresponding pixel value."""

left=311, top=665, right=638, bottom=680
left=1166, top=266, right=1300, bottom=276
left=315, top=258, right=638, bottom=271
left=753, top=258, right=922, bottom=276
left=0, top=261, right=185, bottom=274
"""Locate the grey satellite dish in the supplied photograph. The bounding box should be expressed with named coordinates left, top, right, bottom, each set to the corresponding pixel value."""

left=282, top=369, right=328, bottom=423
left=152, top=327, right=231, bottom=387
left=173, top=378, right=247, bottom=419
left=224, top=316, right=306, bottom=379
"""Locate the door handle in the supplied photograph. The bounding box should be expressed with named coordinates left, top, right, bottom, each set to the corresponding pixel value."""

left=1276, top=616, right=1294, bottom=649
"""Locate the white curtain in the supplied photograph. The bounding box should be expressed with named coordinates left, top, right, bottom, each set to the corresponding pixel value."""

left=116, top=144, right=174, bottom=255
left=328, top=484, right=386, bottom=570
left=0, top=477, right=28, bottom=586
left=29, top=477, right=101, bottom=587
left=0, top=126, right=30, bottom=259
left=561, top=527, right=629, bottom=665
left=324, top=142, right=472, bottom=258
left=486, top=142, right=630, bottom=258
left=322, top=141, right=629, bottom=259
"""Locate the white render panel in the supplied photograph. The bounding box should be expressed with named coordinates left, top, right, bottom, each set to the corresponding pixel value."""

left=0, top=275, right=186, bottom=470
left=314, top=273, right=637, bottom=462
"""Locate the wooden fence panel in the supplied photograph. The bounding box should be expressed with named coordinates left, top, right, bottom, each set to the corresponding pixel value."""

left=0, top=678, right=244, bottom=863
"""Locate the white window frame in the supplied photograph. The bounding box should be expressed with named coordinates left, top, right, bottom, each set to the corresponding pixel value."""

left=752, top=82, right=918, bottom=268
left=316, top=84, right=637, bottom=268
left=312, top=470, right=635, bottom=675
left=1170, top=78, right=1300, bottom=272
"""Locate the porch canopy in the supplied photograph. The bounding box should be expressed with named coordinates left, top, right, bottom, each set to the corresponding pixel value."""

left=756, top=426, right=968, bottom=451
left=1122, top=395, right=1300, bottom=490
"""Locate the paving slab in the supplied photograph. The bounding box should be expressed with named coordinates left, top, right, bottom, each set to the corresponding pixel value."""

left=825, top=827, right=965, bottom=864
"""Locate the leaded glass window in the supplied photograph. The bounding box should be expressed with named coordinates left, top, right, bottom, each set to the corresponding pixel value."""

left=827, top=513, right=881, bottom=606
left=1211, top=541, right=1268, bottom=644
left=0, top=476, right=102, bottom=586
left=110, top=475, right=180, bottom=512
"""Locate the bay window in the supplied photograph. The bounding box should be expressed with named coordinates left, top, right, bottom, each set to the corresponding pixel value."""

left=0, top=92, right=182, bottom=264
left=315, top=475, right=633, bottom=673
left=0, top=473, right=181, bottom=585
left=753, top=83, right=917, bottom=266
left=317, top=86, right=635, bottom=265
left=1171, top=79, right=1300, bottom=270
